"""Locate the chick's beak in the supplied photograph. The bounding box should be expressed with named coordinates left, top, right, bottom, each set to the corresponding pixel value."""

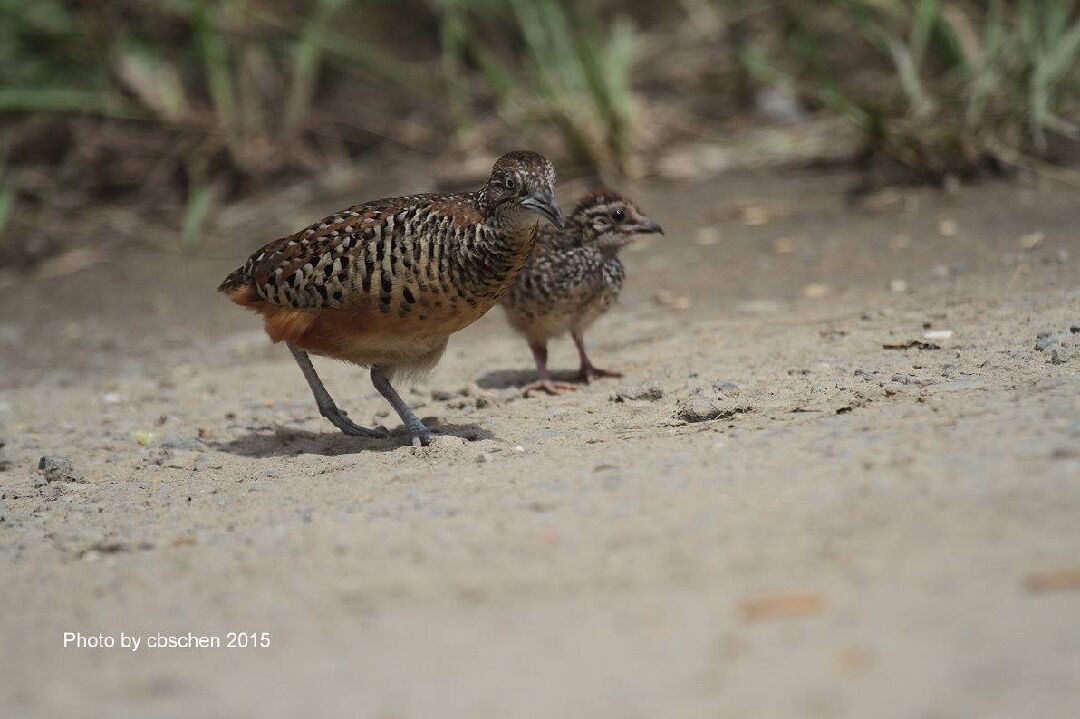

left=635, top=220, right=664, bottom=235
left=521, top=190, right=564, bottom=229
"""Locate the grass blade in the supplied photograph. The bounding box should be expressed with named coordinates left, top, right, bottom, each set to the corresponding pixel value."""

left=182, top=168, right=214, bottom=251
left=284, top=0, right=347, bottom=135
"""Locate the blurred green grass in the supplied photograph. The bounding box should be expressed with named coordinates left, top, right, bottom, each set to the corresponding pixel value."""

left=746, top=0, right=1080, bottom=182
left=0, top=0, right=1078, bottom=254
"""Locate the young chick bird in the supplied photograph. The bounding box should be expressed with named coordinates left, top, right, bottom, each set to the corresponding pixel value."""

left=219, top=151, right=563, bottom=446
left=501, top=190, right=662, bottom=395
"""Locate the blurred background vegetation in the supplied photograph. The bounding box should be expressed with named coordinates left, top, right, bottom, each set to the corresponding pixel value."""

left=1, top=0, right=1078, bottom=268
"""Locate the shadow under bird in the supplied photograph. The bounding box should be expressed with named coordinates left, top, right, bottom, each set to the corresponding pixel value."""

left=501, top=189, right=663, bottom=395
left=219, top=151, right=563, bottom=446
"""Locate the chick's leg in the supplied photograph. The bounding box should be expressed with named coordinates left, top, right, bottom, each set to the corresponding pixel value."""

left=371, top=366, right=434, bottom=447
left=287, top=343, right=386, bottom=438
left=572, top=331, right=623, bottom=382
left=522, top=342, right=577, bottom=396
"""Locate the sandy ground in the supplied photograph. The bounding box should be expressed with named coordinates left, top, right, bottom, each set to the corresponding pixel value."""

left=1, top=168, right=1078, bottom=718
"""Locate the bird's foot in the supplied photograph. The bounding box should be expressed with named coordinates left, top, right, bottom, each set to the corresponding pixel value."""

left=576, top=366, right=623, bottom=383
left=398, top=418, right=436, bottom=447
left=321, top=406, right=388, bottom=439
left=409, top=424, right=436, bottom=447
left=523, top=379, right=579, bottom=397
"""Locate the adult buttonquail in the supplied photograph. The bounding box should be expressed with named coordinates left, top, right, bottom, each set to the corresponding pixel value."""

left=219, top=151, right=563, bottom=445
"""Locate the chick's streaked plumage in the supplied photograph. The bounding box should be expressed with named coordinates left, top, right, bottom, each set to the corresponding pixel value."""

left=220, top=150, right=563, bottom=444
left=501, top=190, right=662, bottom=395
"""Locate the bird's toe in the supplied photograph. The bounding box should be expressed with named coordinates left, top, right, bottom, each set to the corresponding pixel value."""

left=523, top=380, right=578, bottom=397
left=579, top=367, right=623, bottom=382
left=409, top=425, right=436, bottom=446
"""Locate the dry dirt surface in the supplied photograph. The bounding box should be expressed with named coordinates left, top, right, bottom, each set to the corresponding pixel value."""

left=1, top=169, right=1078, bottom=718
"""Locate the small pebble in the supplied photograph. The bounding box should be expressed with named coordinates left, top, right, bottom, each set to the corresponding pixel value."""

left=1034, top=332, right=1063, bottom=351
left=610, top=383, right=664, bottom=402
left=37, top=456, right=80, bottom=484
left=1018, top=231, right=1044, bottom=249
left=676, top=395, right=751, bottom=424
left=713, top=381, right=740, bottom=396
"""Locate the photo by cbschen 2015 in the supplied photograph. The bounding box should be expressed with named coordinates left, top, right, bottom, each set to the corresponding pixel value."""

left=1, top=1, right=1078, bottom=717
left=62, top=631, right=261, bottom=651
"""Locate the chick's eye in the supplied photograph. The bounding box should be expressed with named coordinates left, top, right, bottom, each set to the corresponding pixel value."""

left=503, top=177, right=517, bottom=191
left=611, top=208, right=626, bottom=223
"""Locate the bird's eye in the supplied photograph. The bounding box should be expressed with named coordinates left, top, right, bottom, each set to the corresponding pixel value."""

left=611, top=208, right=626, bottom=223
left=503, top=177, right=517, bottom=192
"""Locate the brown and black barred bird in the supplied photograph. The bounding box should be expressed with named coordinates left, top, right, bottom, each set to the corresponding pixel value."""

left=219, top=151, right=563, bottom=446
left=501, top=190, right=662, bottom=396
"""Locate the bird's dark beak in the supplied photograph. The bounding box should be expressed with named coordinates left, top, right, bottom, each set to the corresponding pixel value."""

left=521, top=191, right=564, bottom=229
left=632, top=220, right=664, bottom=235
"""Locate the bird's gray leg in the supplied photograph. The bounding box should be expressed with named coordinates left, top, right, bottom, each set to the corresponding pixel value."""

left=287, top=342, right=386, bottom=438
left=522, top=342, right=577, bottom=396
left=572, top=331, right=622, bottom=382
left=370, top=366, right=434, bottom=447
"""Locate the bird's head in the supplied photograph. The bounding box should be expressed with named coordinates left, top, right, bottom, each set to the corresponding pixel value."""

left=483, top=151, right=563, bottom=229
left=571, top=190, right=663, bottom=252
